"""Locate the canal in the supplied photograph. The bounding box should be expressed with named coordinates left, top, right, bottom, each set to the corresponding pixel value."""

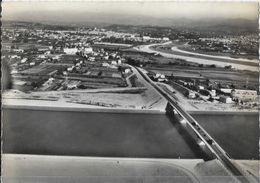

left=193, top=113, right=258, bottom=160
left=2, top=109, right=258, bottom=160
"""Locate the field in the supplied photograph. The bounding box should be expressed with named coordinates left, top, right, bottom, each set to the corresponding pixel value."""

left=20, top=64, right=61, bottom=75
left=145, top=65, right=259, bottom=90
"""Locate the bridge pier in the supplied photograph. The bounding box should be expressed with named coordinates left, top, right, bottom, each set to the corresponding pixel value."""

left=165, top=102, right=175, bottom=115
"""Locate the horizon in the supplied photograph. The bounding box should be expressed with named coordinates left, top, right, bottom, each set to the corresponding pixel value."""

left=2, top=2, right=258, bottom=26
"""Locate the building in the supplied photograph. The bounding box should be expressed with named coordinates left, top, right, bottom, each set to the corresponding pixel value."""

left=209, top=90, right=216, bottom=97
left=188, top=92, right=196, bottom=99
left=83, top=47, right=93, bottom=54
left=219, top=96, right=232, bottom=103
left=162, top=37, right=170, bottom=41
left=231, top=89, right=257, bottom=101
left=63, top=48, right=78, bottom=55
left=142, top=36, right=151, bottom=41
left=102, top=62, right=110, bottom=67
left=220, top=88, right=232, bottom=95
left=21, top=58, right=28, bottom=63
left=111, top=61, right=117, bottom=65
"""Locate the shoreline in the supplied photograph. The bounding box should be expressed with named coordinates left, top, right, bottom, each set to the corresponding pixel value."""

left=2, top=103, right=257, bottom=115
left=188, top=110, right=258, bottom=115
left=2, top=104, right=165, bottom=114
left=171, top=46, right=258, bottom=63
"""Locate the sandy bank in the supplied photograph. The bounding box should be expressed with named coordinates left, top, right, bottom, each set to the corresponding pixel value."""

left=2, top=99, right=165, bottom=114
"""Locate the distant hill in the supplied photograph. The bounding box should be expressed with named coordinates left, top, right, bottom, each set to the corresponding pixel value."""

left=2, top=15, right=258, bottom=34
left=3, top=11, right=258, bottom=31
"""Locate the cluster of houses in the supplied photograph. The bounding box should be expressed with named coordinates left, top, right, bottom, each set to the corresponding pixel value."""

left=219, top=88, right=257, bottom=104
left=188, top=35, right=258, bottom=56
left=151, top=72, right=258, bottom=105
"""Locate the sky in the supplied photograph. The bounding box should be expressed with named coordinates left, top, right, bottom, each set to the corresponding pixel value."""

left=2, top=1, right=259, bottom=24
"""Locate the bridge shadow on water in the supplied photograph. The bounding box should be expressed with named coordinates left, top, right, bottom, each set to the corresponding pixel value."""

left=166, top=113, right=212, bottom=161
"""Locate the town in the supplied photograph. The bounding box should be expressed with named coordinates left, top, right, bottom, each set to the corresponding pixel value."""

left=2, top=21, right=258, bottom=111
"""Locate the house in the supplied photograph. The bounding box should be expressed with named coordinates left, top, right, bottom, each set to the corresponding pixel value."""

left=198, top=85, right=205, bottom=90
left=29, top=62, right=35, bottom=66
left=21, top=58, right=28, bottom=63
left=38, top=55, right=47, bottom=59
left=11, top=55, right=20, bottom=59
left=142, top=36, right=151, bottom=41
left=67, top=66, right=75, bottom=72
left=83, top=47, right=93, bottom=54
left=188, top=92, right=196, bottom=99
left=111, top=61, right=117, bottom=65
left=162, top=37, right=170, bottom=41
left=13, top=49, right=24, bottom=53
left=209, top=90, right=216, bottom=97
left=103, top=56, right=109, bottom=60
left=64, top=48, right=78, bottom=55
left=154, top=73, right=167, bottom=82
left=102, top=62, right=110, bottom=67
left=124, top=68, right=131, bottom=74
left=220, top=88, right=232, bottom=95
left=219, top=95, right=232, bottom=103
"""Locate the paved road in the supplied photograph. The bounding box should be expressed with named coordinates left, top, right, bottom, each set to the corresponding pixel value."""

left=135, top=67, right=254, bottom=183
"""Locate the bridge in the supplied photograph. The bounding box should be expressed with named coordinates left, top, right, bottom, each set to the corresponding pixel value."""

left=135, top=67, right=257, bottom=183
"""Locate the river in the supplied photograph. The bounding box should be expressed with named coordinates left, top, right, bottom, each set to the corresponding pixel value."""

left=193, top=113, right=258, bottom=160
left=2, top=109, right=258, bottom=160
left=134, top=43, right=258, bottom=72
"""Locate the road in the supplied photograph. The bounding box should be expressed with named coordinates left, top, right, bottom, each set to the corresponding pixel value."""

left=135, top=67, right=255, bottom=183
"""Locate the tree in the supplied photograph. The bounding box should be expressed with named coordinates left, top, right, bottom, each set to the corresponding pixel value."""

left=209, top=64, right=216, bottom=68
left=208, top=96, right=214, bottom=102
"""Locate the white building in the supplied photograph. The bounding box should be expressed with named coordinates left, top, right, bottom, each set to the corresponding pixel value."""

left=198, top=86, right=205, bottom=90
left=162, top=37, right=170, bottom=41
left=111, top=61, right=117, bottom=65
left=143, top=36, right=151, bottom=41
left=29, top=62, right=35, bottom=66
left=83, top=47, right=93, bottom=54
left=21, top=58, right=28, bottom=63
left=220, top=88, right=232, bottom=94
left=209, top=90, right=216, bottom=97
left=188, top=92, right=196, bottom=99
left=102, top=62, right=110, bottom=67
left=124, top=68, right=131, bottom=74
left=64, top=48, right=78, bottom=55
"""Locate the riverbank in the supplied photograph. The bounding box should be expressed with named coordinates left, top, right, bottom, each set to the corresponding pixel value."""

left=2, top=154, right=258, bottom=182
left=2, top=99, right=165, bottom=114
left=134, top=43, right=258, bottom=71
left=172, top=46, right=258, bottom=63
left=188, top=110, right=258, bottom=115
left=3, top=100, right=257, bottom=115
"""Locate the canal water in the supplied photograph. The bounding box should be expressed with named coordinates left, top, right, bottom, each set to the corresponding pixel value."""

left=2, top=109, right=258, bottom=160
left=193, top=113, right=258, bottom=160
